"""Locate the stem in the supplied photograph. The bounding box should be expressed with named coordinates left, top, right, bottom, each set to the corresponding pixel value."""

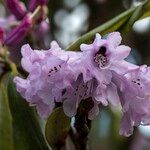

left=74, top=114, right=91, bottom=150
left=69, top=128, right=80, bottom=150
left=71, top=98, right=94, bottom=150
left=30, top=6, right=42, bottom=20
left=0, top=48, right=18, bottom=76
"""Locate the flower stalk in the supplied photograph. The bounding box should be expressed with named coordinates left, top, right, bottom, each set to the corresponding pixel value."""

left=71, top=98, right=94, bottom=150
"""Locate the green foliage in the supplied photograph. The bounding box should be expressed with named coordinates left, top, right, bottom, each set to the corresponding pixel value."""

left=7, top=75, right=49, bottom=150
left=140, top=0, right=150, bottom=19
left=45, top=107, right=71, bottom=150
left=0, top=82, right=13, bottom=150
left=0, top=74, right=49, bottom=150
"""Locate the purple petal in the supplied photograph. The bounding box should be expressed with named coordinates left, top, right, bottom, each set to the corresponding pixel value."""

left=107, top=32, right=122, bottom=48
left=63, top=99, right=78, bottom=117
left=119, top=111, right=134, bottom=137
left=36, top=101, right=54, bottom=119
left=106, top=82, right=120, bottom=106
left=114, top=45, right=131, bottom=61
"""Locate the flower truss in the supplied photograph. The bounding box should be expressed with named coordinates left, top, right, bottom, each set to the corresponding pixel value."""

left=14, top=32, right=150, bottom=137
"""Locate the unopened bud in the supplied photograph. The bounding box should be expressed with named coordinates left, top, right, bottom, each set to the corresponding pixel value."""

left=4, top=15, right=32, bottom=46
left=5, top=0, right=27, bottom=20
left=28, top=0, right=48, bottom=12
left=0, top=27, right=4, bottom=45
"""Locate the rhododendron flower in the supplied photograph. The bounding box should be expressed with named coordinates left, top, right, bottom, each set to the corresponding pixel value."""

left=63, top=75, right=99, bottom=118
left=80, top=32, right=133, bottom=106
left=80, top=32, right=131, bottom=73
left=112, top=66, right=150, bottom=136
left=14, top=32, right=131, bottom=118
left=14, top=41, right=79, bottom=118
left=14, top=32, right=150, bottom=137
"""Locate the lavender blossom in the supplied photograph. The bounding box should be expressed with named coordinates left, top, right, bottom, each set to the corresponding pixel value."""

left=4, top=15, right=32, bottom=46
left=80, top=32, right=133, bottom=106
left=13, top=32, right=131, bottom=118
left=14, top=41, right=75, bottom=118
left=80, top=32, right=132, bottom=76
left=63, top=74, right=100, bottom=119
left=14, top=32, right=150, bottom=135
left=14, top=41, right=100, bottom=119
left=112, top=66, right=150, bottom=136
left=5, top=0, right=27, bottom=20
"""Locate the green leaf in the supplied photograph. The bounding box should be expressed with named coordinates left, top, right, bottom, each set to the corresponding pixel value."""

left=0, top=83, right=13, bottom=150
left=67, top=1, right=150, bottom=51
left=140, top=0, right=150, bottom=19
left=67, top=7, right=136, bottom=51
left=121, top=0, right=150, bottom=33
left=45, top=107, right=71, bottom=149
left=7, top=75, right=49, bottom=150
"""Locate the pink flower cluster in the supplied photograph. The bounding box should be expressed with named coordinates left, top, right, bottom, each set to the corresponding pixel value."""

left=14, top=32, right=150, bottom=136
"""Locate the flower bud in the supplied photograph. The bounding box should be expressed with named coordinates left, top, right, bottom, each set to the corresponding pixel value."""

left=5, top=0, right=27, bottom=20
left=4, top=15, right=32, bottom=46
left=28, top=0, right=48, bottom=12
left=0, top=27, right=4, bottom=44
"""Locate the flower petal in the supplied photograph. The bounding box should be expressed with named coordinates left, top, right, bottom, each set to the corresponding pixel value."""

left=114, top=45, right=131, bottom=61
left=106, top=82, right=120, bottom=106
left=63, top=99, right=78, bottom=117
left=119, top=112, right=134, bottom=137
left=107, top=32, right=122, bottom=48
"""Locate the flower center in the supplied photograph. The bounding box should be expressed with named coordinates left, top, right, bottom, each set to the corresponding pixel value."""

left=94, top=46, right=108, bottom=68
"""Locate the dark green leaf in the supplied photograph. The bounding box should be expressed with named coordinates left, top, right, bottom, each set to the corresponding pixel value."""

left=0, top=83, right=13, bottom=150
left=140, top=0, right=150, bottom=19
left=45, top=107, right=71, bottom=149
left=7, top=75, right=49, bottom=150
left=121, top=0, right=150, bottom=33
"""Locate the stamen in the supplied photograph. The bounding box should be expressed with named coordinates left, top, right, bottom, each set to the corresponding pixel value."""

left=94, top=46, right=108, bottom=68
